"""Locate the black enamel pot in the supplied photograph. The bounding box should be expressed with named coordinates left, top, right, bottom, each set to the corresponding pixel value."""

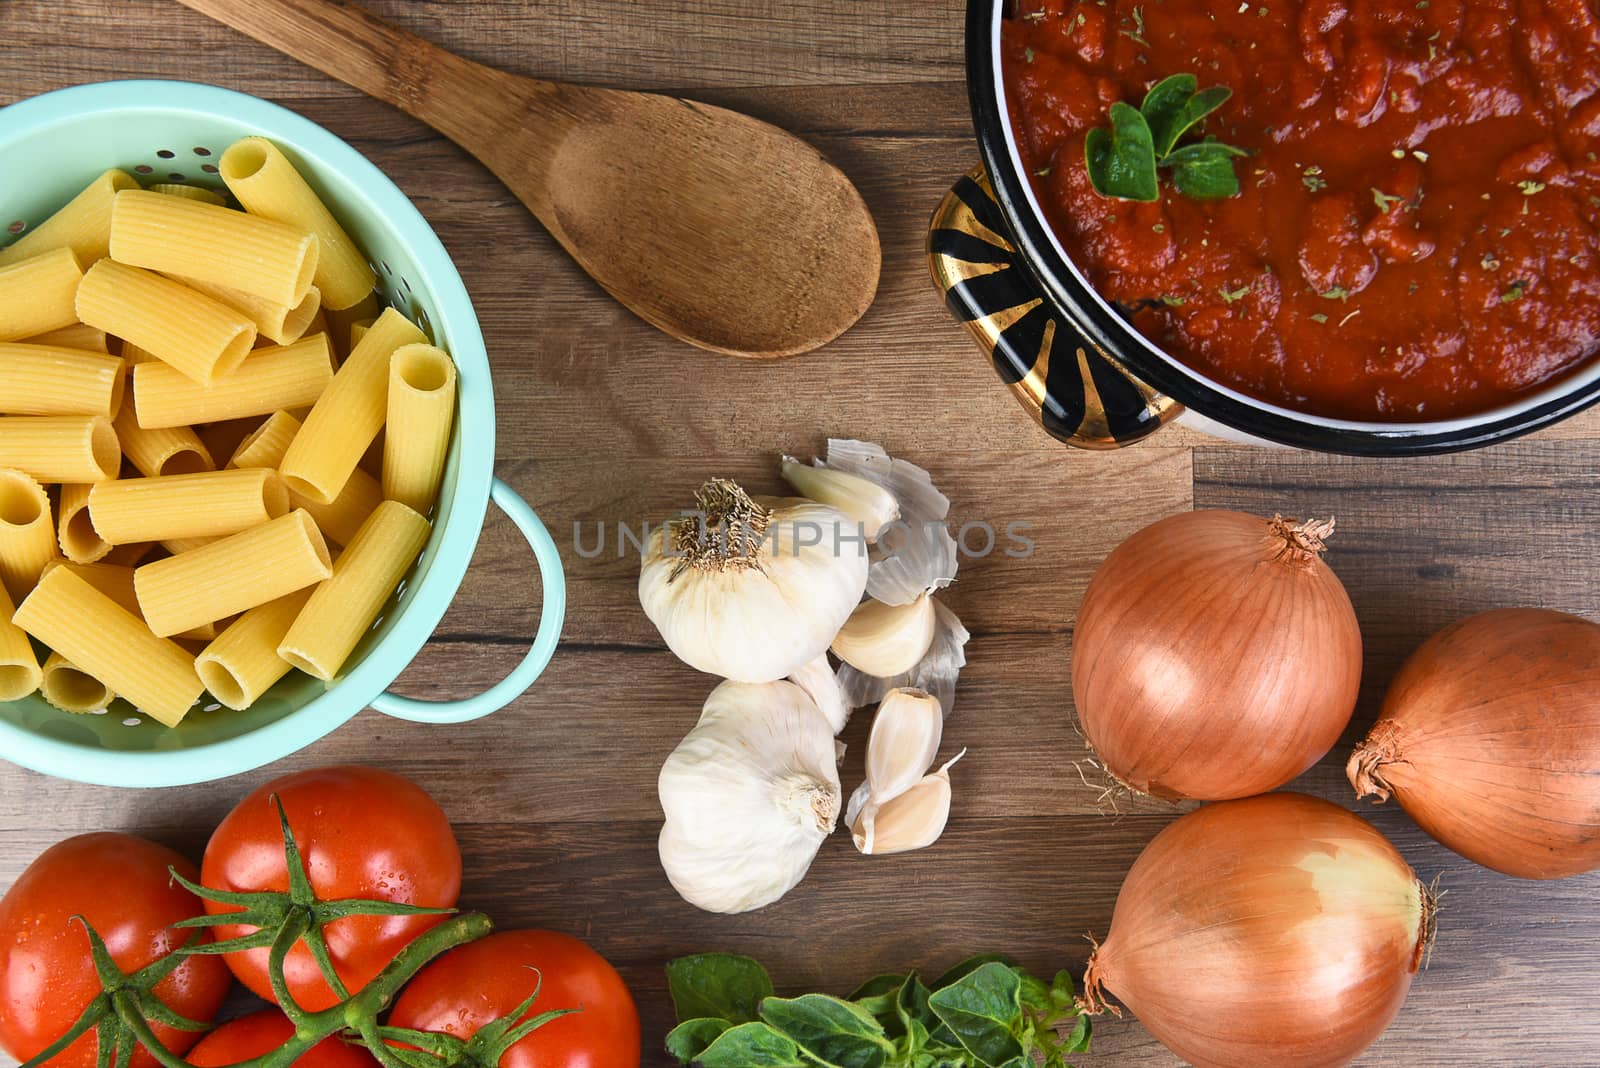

left=930, top=0, right=1600, bottom=454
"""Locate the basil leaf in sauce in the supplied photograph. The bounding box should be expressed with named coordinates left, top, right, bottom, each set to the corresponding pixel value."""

left=1085, top=74, right=1247, bottom=203
left=1085, top=101, right=1160, bottom=202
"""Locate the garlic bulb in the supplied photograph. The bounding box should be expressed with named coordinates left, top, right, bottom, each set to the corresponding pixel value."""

left=640, top=479, right=868, bottom=683
left=658, top=679, right=841, bottom=913
left=832, top=593, right=936, bottom=678
left=780, top=457, right=899, bottom=542
left=788, top=653, right=851, bottom=735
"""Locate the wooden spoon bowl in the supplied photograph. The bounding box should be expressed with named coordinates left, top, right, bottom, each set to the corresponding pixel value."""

left=174, top=0, right=882, bottom=358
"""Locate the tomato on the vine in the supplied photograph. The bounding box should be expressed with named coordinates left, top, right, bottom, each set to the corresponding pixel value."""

left=389, top=930, right=641, bottom=1068
left=201, top=766, right=461, bottom=1011
left=0, top=833, right=232, bottom=1068
left=187, top=1010, right=377, bottom=1068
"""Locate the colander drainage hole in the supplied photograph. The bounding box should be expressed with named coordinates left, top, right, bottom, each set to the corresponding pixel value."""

left=134, top=164, right=154, bottom=174
left=5, top=220, right=24, bottom=235
left=193, top=146, right=212, bottom=156
left=156, top=149, right=175, bottom=159
left=201, top=164, right=219, bottom=174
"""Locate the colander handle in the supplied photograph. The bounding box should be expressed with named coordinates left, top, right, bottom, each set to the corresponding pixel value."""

left=370, top=479, right=565, bottom=724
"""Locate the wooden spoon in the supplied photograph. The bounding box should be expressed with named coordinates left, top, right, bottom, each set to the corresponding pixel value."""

left=174, top=0, right=881, bottom=359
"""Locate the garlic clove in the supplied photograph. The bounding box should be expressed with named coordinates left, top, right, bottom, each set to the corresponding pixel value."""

left=781, top=457, right=899, bottom=543
left=851, top=770, right=953, bottom=856
left=831, top=593, right=936, bottom=678
left=788, top=652, right=851, bottom=735
left=865, top=687, right=943, bottom=803
left=844, top=779, right=873, bottom=829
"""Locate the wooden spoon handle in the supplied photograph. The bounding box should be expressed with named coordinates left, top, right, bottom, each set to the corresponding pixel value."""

left=172, top=0, right=529, bottom=147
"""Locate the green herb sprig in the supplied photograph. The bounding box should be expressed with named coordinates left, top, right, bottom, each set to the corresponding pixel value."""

left=1085, top=74, right=1248, bottom=202
left=665, top=953, right=1091, bottom=1068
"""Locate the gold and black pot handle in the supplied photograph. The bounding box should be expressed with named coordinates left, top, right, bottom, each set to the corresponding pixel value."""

left=928, top=168, right=1182, bottom=449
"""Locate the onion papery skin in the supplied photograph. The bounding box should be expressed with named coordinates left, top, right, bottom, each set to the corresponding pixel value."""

left=1085, top=793, right=1430, bottom=1068
left=1073, top=510, right=1362, bottom=800
left=1349, top=607, right=1600, bottom=880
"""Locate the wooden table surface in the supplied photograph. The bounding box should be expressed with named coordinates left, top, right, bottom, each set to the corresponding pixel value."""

left=3, top=3, right=1598, bottom=1065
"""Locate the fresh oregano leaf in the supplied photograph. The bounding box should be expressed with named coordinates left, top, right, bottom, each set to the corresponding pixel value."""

left=927, top=962, right=1027, bottom=1067
left=1060, top=1012, right=1092, bottom=1054
left=1048, top=970, right=1076, bottom=1010
left=667, top=954, right=774, bottom=1025
left=1018, top=972, right=1051, bottom=1015
left=695, top=1023, right=807, bottom=1067
left=665, top=1018, right=732, bottom=1063
left=1085, top=102, right=1159, bottom=202
left=759, top=994, right=895, bottom=1068
left=931, top=955, right=1016, bottom=990
left=849, top=973, right=907, bottom=1021
left=1144, top=79, right=1234, bottom=158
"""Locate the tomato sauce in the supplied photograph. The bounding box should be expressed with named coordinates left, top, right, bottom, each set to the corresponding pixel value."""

left=1002, top=0, right=1600, bottom=422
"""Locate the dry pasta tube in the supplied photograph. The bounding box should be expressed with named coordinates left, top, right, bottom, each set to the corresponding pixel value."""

left=76, top=260, right=256, bottom=385
left=383, top=344, right=457, bottom=513
left=0, top=169, right=138, bottom=267
left=57, top=483, right=113, bottom=564
left=349, top=321, right=373, bottom=349
left=120, top=341, right=160, bottom=365
left=110, top=189, right=319, bottom=307
left=0, top=468, right=58, bottom=602
left=326, top=292, right=381, bottom=359
left=113, top=407, right=214, bottom=479
left=132, top=334, right=332, bottom=428
left=23, top=324, right=108, bottom=353
left=89, top=469, right=289, bottom=545
left=281, top=308, right=425, bottom=505
left=45, top=559, right=217, bottom=642
left=150, top=184, right=227, bottom=206
left=226, top=410, right=381, bottom=547
left=0, top=581, right=42, bottom=700
left=228, top=411, right=300, bottom=470
left=279, top=501, right=429, bottom=681
left=170, top=274, right=322, bottom=347
left=40, top=652, right=116, bottom=713
left=134, top=509, right=331, bottom=637
left=0, top=416, right=119, bottom=483
left=0, top=248, right=84, bottom=342
left=220, top=138, right=377, bottom=310
left=0, top=344, right=126, bottom=419
left=197, top=587, right=314, bottom=709
left=14, top=566, right=203, bottom=725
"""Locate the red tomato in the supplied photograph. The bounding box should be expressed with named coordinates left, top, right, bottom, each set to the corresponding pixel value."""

left=201, top=766, right=461, bottom=1012
left=187, top=1010, right=377, bottom=1068
left=0, top=833, right=232, bottom=1068
left=388, top=930, right=640, bottom=1068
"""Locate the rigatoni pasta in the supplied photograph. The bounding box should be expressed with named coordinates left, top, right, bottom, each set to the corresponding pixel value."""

left=113, top=407, right=214, bottom=479
left=89, top=469, right=289, bottom=545
left=134, top=509, right=332, bottom=637
left=23, top=323, right=108, bottom=353
left=56, top=483, right=112, bottom=564
left=279, top=501, right=431, bottom=681
left=0, top=582, right=43, bottom=701
left=150, top=184, right=227, bottom=206
left=220, top=138, right=376, bottom=310
left=197, top=587, right=314, bottom=710
left=171, top=274, right=322, bottom=346
left=14, top=566, right=204, bottom=725
left=227, top=410, right=381, bottom=546
left=76, top=260, right=256, bottom=385
left=383, top=344, right=457, bottom=513
left=0, top=248, right=84, bottom=342
left=133, top=334, right=333, bottom=428
left=0, top=169, right=138, bottom=267
left=0, top=344, right=125, bottom=418
left=0, top=416, right=119, bottom=486
left=281, top=307, right=426, bottom=504
left=3, top=136, right=460, bottom=720
left=39, top=652, right=116, bottom=713
left=110, top=189, right=319, bottom=307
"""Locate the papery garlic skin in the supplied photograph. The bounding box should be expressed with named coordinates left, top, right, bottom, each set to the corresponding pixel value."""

left=640, top=481, right=868, bottom=683
left=781, top=458, right=899, bottom=542
left=658, top=680, right=841, bottom=914
left=832, top=594, right=937, bottom=678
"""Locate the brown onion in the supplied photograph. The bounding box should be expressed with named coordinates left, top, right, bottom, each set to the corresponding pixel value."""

left=1349, top=607, right=1600, bottom=879
left=1073, top=510, right=1362, bottom=800
left=1083, top=793, right=1434, bottom=1068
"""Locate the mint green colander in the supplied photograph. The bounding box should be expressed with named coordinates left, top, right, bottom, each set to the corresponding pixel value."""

left=0, top=80, right=566, bottom=787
